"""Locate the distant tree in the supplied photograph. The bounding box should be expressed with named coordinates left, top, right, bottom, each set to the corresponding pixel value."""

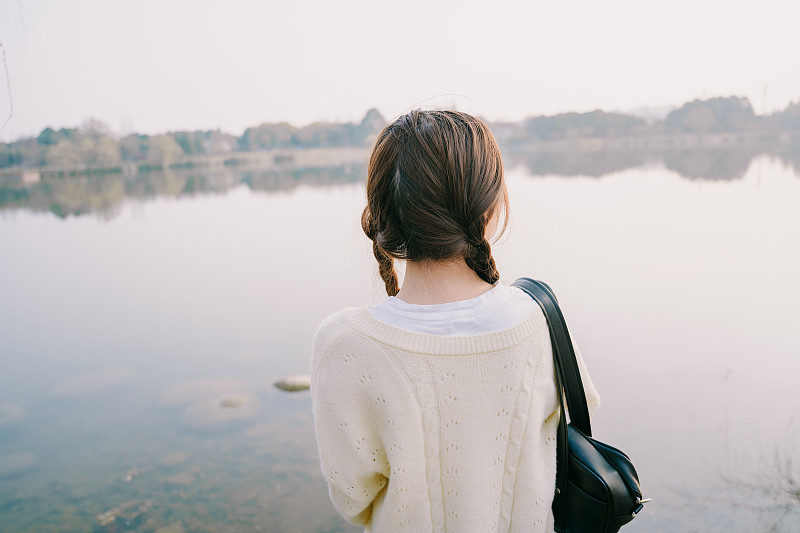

left=239, top=122, right=298, bottom=150
left=353, top=108, right=386, bottom=145
left=0, top=143, right=23, bottom=168
left=665, top=97, right=758, bottom=133
left=46, top=139, right=82, bottom=166
left=360, top=108, right=386, bottom=130
left=680, top=106, right=718, bottom=133
left=12, top=138, right=42, bottom=167
left=120, top=134, right=149, bottom=161
left=172, top=131, right=205, bottom=155
left=58, top=128, right=78, bottom=140
left=295, top=122, right=350, bottom=147
left=771, top=101, right=800, bottom=130
left=524, top=110, right=647, bottom=140
left=236, top=110, right=383, bottom=150
left=37, top=127, right=59, bottom=146
left=81, top=118, right=115, bottom=138
left=78, top=135, right=121, bottom=167
left=202, top=130, right=236, bottom=154
left=146, top=135, right=182, bottom=166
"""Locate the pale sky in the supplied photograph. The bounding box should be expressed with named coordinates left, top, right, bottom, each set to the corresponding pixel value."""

left=1, top=0, right=799, bottom=141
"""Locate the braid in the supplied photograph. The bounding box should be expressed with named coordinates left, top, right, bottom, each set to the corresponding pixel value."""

left=362, top=110, right=507, bottom=294
left=465, top=238, right=499, bottom=284
left=464, top=220, right=500, bottom=284
left=373, top=241, right=399, bottom=296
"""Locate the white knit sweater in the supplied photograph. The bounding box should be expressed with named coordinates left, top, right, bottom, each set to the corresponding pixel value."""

left=311, top=305, right=600, bottom=533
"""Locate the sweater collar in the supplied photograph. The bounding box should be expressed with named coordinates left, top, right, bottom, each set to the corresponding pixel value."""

left=348, top=306, right=547, bottom=356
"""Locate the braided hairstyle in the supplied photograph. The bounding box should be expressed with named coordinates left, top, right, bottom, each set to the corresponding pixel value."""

left=361, top=110, right=509, bottom=296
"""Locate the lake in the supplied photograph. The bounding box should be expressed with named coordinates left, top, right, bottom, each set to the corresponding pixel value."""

left=1, top=148, right=799, bottom=532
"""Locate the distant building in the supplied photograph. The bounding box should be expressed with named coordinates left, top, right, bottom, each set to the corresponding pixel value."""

left=22, top=170, right=41, bottom=184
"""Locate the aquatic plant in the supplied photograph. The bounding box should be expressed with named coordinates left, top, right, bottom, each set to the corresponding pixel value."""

left=676, top=431, right=800, bottom=532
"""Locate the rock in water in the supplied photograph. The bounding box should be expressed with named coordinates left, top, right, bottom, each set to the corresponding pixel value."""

left=219, top=394, right=245, bottom=408
left=274, top=375, right=311, bottom=392
left=122, top=467, right=142, bottom=483
left=95, top=500, right=152, bottom=527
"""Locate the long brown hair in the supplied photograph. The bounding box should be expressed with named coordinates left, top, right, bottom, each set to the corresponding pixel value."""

left=361, top=110, right=509, bottom=296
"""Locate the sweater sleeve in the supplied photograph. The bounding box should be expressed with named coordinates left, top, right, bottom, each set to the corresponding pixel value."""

left=574, top=343, right=601, bottom=418
left=311, top=314, right=389, bottom=527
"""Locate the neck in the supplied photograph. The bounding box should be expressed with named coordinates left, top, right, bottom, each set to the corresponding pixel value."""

left=395, top=258, right=494, bottom=305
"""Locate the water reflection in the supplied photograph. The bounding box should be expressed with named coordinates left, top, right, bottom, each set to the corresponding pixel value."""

left=662, top=147, right=759, bottom=181
left=0, top=151, right=798, bottom=532
left=504, top=149, right=652, bottom=177
left=2, top=147, right=800, bottom=219
left=772, top=149, right=800, bottom=177
left=503, top=146, right=769, bottom=181
left=0, top=163, right=366, bottom=219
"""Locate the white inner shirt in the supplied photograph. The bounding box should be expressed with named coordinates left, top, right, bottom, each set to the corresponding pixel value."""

left=368, top=282, right=539, bottom=336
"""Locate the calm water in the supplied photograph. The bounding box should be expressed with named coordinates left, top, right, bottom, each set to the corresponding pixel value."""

left=1, top=151, right=799, bottom=532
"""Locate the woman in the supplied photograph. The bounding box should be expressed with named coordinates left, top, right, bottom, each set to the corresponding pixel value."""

left=311, top=110, right=600, bottom=532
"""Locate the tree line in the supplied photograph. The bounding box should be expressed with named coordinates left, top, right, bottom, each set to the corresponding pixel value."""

left=494, top=96, right=800, bottom=146
left=0, top=109, right=387, bottom=170
left=3, top=97, right=800, bottom=170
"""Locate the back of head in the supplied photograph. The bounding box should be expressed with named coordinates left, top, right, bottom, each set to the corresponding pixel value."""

left=361, top=110, right=508, bottom=296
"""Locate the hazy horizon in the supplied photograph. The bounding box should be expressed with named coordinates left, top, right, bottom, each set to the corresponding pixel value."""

left=2, top=0, right=800, bottom=141
left=0, top=95, right=781, bottom=143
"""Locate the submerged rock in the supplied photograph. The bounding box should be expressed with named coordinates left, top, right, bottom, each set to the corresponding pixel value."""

left=0, top=402, right=25, bottom=426
left=182, top=391, right=261, bottom=431
left=0, top=453, right=36, bottom=478
left=273, top=375, right=311, bottom=392
left=95, top=500, right=152, bottom=527
left=161, top=378, right=251, bottom=406
left=122, top=467, right=143, bottom=483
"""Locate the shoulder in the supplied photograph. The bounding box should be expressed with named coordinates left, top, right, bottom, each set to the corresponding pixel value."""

left=311, top=307, right=368, bottom=378
left=311, top=306, right=412, bottom=408
left=312, top=306, right=366, bottom=354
